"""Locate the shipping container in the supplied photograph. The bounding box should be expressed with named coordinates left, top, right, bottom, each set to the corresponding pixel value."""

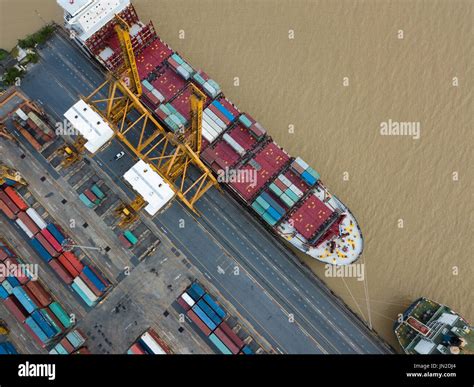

left=202, top=294, right=226, bottom=319
left=140, top=332, right=167, bottom=355
left=214, top=327, right=240, bottom=354
left=48, top=259, right=73, bottom=284
left=49, top=302, right=73, bottom=328
left=118, top=234, right=132, bottom=249
left=197, top=299, right=222, bottom=326
left=90, top=184, right=105, bottom=199
left=72, top=277, right=98, bottom=304
left=12, top=286, right=38, bottom=314
left=46, top=224, right=66, bottom=245
left=186, top=309, right=211, bottom=336
left=79, top=193, right=95, bottom=208
left=209, top=333, right=232, bottom=354
left=65, top=329, right=86, bottom=348
left=189, top=283, right=205, bottom=299
left=40, top=229, right=63, bottom=253
left=30, top=238, right=52, bottom=262
left=176, top=296, right=190, bottom=311
left=79, top=271, right=102, bottom=297
left=6, top=276, right=20, bottom=288
left=59, top=337, right=75, bottom=353
left=241, top=345, right=254, bottom=354
left=2, top=281, right=13, bottom=295
left=0, top=191, right=20, bottom=214
left=53, top=343, right=68, bottom=355
left=17, top=211, right=40, bottom=235
left=219, top=321, right=245, bottom=349
left=123, top=230, right=138, bottom=245
left=0, top=199, right=16, bottom=220
left=31, top=310, right=58, bottom=339
left=3, top=295, right=29, bottom=322
left=3, top=187, right=28, bottom=211
left=128, top=342, right=146, bottom=354
left=15, top=219, right=34, bottom=238
left=41, top=307, right=65, bottom=333
left=25, top=316, right=49, bottom=344
left=25, top=281, right=52, bottom=307
left=181, top=292, right=195, bottom=308
left=81, top=266, right=107, bottom=292
left=61, top=251, right=83, bottom=273
left=58, top=254, right=80, bottom=278
left=192, top=304, right=217, bottom=331
left=35, top=233, right=59, bottom=258
left=25, top=208, right=47, bottom=229
left=0, top=285, right=8, bottom=299
left=0, top=342, right=19, bottom=355
left=83, top=189, right=100, bottom=204
left=71, top=281, right=95, bottom=307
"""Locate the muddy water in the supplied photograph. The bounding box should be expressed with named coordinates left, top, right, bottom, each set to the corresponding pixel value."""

left=1, top=0, right=472, bottom=350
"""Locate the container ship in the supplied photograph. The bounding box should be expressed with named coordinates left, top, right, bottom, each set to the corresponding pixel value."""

left=394, top=297, right=473, bottom=354
left=57, top=0, right=363, bottom=265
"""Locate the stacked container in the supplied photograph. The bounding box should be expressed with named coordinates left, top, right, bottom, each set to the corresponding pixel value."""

left=167, top=53, right=195, bottom=81
left=49, top=329, right=87, bottom=354
left=291, top=157, right=320, bottom=186
left=154, top=102, right=187, bottom=133
left=127, top=329, right=171, bottom=354
left=252, top=191, right=286, bottom=226
left=192, top=69, right=221, bottom=98
left=141, top=79, right=165, bottom=107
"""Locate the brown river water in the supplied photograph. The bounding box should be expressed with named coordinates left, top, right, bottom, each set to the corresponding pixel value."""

left=1, top=0, right=472, bottom=350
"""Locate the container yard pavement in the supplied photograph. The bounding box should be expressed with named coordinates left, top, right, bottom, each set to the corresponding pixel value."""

left=12, top=30, right=392, bottom=353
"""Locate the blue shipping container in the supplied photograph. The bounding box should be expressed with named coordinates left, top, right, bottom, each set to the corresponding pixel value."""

left=46, top=224, right=66, bottom=244
left=190, top=283, right=205, bottom=298
left=209, top=333, right=232, bottom=355
left=31, top=310, right=57, bottom=339
left=0, top=285, right=8, bottom=299
left=197, top=299, right=222, bottom=326
left=203, top=294, right=226, bottom=319
left=25, top=317, right=48, bottom=343
left=260, top=192, right=285, bottom=215
left=12, top=287, right=38, bottom=314
left=29, top=238, right=52, bottom=263
left=301, top=171, right=316, bottom=186
left=138, top=339, right=153, bottom=354
left=82, top=266, right=106, bottom=292
left=0, top=342, right=18, bottom=354
left=6, top=276, right=20, bottom=288
left=211, top=101, right=235, bottom=121
left=266, top=206, right=282, bottom=221
left=192, top=305, right=217, bottom=331
left=242, top=345, right=254, bottom=354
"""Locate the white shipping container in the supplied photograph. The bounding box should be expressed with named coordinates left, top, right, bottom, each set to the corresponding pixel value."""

left=73, top=277, right=99, bottom=303
left=176, top=66, right=190, bottom=80
left=15, top=219, right=34, bottom=238
left=202, top=120, right=219, bottom=138
left=295, top=157, right=309, bottom=170
left=290, top=184, right=304, bottom=197
left=151, top=89, right=165, bottom=102
left=223, top=133, right=245, bottom=156
left=15, top=108, right=29, bottom=121
left=201, top=126, right=215, bottom=143
left=181, top=292, right=195, bottom=307
left=141, top=332, right=166, bottom=355
left=279, top=175, right=292, bottom=187
left=202, top=114, right=223, bottom=134
left=204, top=109, right=226, bottom=129
left=203, top=82, right=218, bottom=98
left=26, top=208, right=48, bottom=229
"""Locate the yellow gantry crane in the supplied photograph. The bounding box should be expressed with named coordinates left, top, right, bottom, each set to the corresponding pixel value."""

left=83, top=15, right=219, bottom=214
left=0, top=164, right=27, bottom=186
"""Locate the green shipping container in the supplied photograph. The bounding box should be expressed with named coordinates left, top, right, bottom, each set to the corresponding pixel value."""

left=255, top=196, right=270, bottom=210
left=79, top=193, right=95, bottom=208
left=280, top=193, right=295, bottom=208
left=251, top=201, right=265, bottom=215
left=124, top=230, right=138, bottom=245
left=262, top=211, right=277, bottom=226
left=285, top=189, right=299, bottom=202
left=269, top=183, right=283, bottom=197
left=306, top=167, right=320, bottom=181
left=91, top=184, right=105, bottom=199
left=49, top=302, right=73, bottom=329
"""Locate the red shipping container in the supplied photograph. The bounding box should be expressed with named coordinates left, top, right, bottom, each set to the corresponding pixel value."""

left=57, top=254, right=79, bottom=278
left=148, top=329, right=172, bottom=354
left=177, top=296, right=190, bottom=311
left=3, top=296, right=29, bottom=323
left=25, top=281, right=52, bottom=307
left=61, top=252, right=84, bottom=273
left=208, top=104, right=230, bottom=126
left=0, top=191, right=20, bottom=215
left=118, top=234, right=132, bottom=249
left=35, top=233, right=59, bottom=258
left=60, top=337, right=74, bottom=353
left=79, top=272, right=102, bottom=297
left=17, top=212, right=40, bottom=235
left=48, top=259, right=73, bottom=284
left=186, top=309, right=211, bottom=336
left=83, top=189, right=98, bottom=203
left=0, top=249, right=8, bottom=261
left=214, top=327, right=240, bottom=354
left=0, top=199, right=16, bottom=219
left=218, top=321, right=245, bottom=350
left=4, top=187, right=28, bottom=211
left=42, top=307, right=64, bottom=333
left=40, top=229, right=62, bottom=253
left=129, top=343, right=146, bottom=355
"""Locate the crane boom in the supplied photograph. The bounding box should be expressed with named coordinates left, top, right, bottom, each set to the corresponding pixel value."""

left=189, top=84, right=205, bottom=154
left=114, top=15, right=142, bottom=97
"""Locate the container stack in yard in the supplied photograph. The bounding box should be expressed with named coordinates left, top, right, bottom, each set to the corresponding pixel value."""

left=79, top=183, right=106, bottom=209
left=0, top=342, right=19, bottom=354
left=177, top=282, right=258, bottom=354
left=127, top=328, right=172, bottom=355
left=11, top=106, right=55, bottom=150
left=0, top=185, right=111, bottom=308
left=0, top=240, right=74, bottom=349
left=49, top=328, right=89, bottom=354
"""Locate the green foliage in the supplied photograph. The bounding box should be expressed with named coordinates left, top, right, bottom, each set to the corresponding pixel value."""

left=2, top=67, right=24, bottom=85
left=0, top=49, right=8, bottom=61
left=18, top=24, right=55, bottom=49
